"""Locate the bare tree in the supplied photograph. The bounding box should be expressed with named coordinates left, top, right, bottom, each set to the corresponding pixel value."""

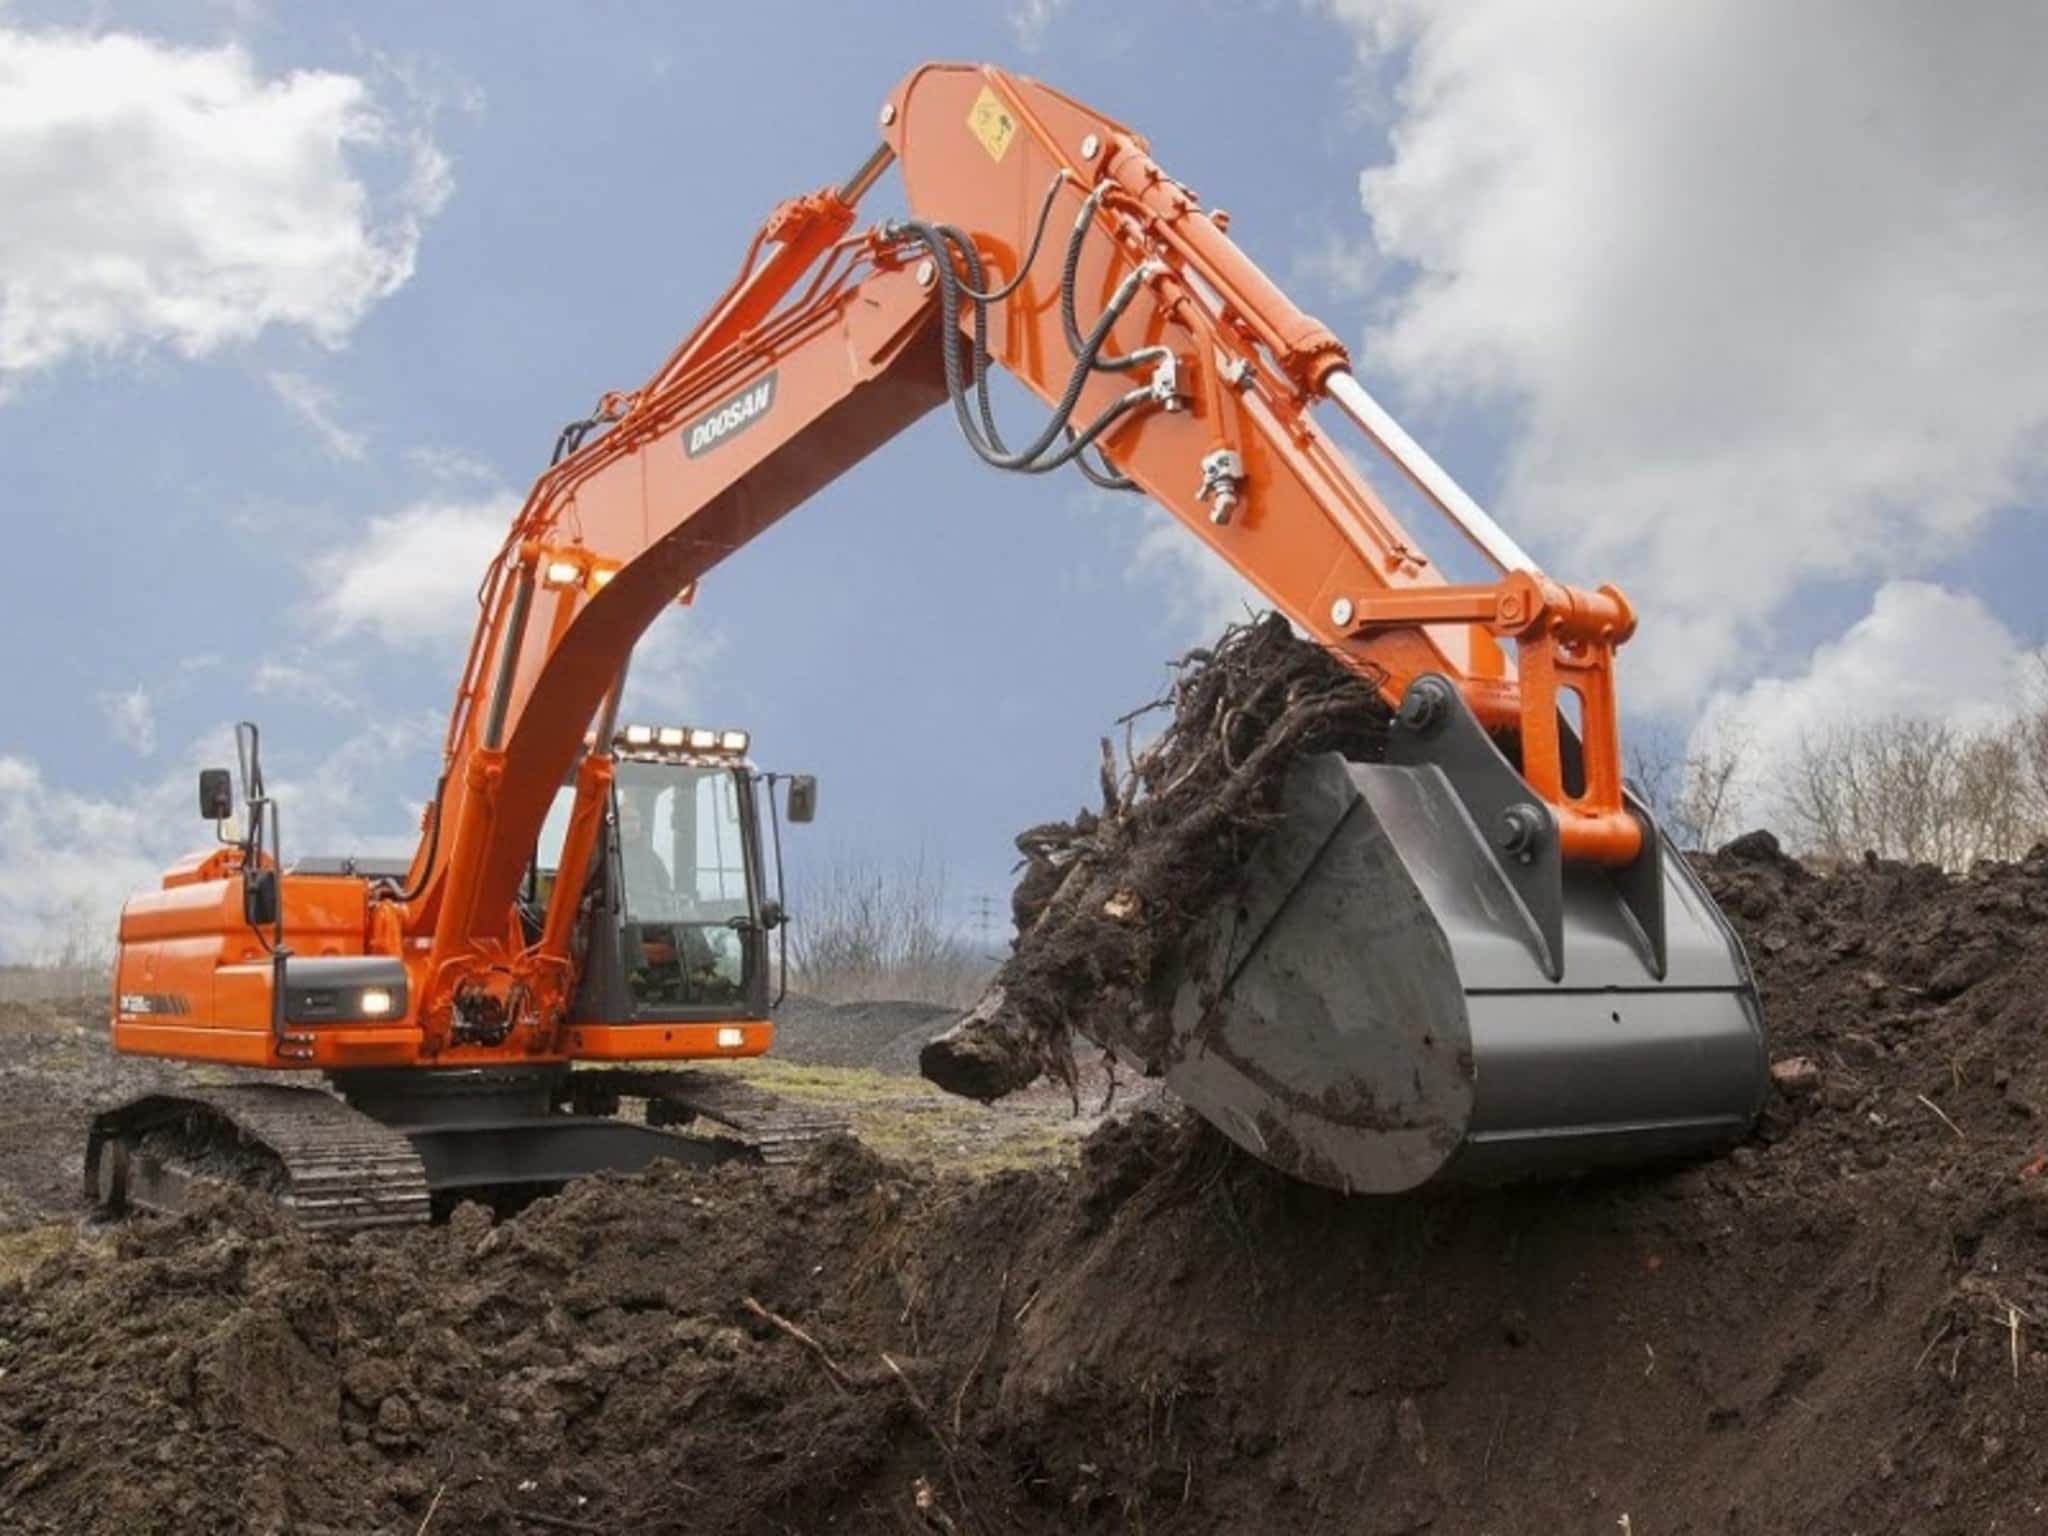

left=1675, top=726, right=1750, bottom=851
left=1625, top=726, right=1683, bottom=830
left=1783, top=725, right=1855, bottom=862
left=1625, top=721, right=1749, bottom=850
left=0, top=896, right=114, bottom=1007
left=1783, top=713, right=2046, bottom=868
left=787, top=848, right=991, bottom=1006
left=1954, top=728, right=2034, bottom=865
left=2019, top=654, right=2048, bottom=827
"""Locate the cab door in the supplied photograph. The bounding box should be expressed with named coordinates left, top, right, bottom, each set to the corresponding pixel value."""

left=608, top=761, right=767, bottom=1021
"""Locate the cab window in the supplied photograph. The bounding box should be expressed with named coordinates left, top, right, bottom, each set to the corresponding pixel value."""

left=614, top=760, right=754, bottom=1009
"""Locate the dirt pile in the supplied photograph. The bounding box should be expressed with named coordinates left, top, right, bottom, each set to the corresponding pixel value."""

left=0, top=996, right=183, bottom=1232
left=768, top=997, right=957, bottom=1075
left=7, top=839, right=2048, bottom=1533
left=923, top=615, right=1389, bottom=1100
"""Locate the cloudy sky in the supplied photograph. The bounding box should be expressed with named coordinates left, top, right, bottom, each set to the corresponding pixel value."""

left=3, top=0, right=2044, bottom=958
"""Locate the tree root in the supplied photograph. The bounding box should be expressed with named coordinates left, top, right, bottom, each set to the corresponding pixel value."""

left=921, top=614, right=1390, bottom=1100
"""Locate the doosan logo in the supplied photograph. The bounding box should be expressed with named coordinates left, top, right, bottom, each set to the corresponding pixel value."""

left=684, top=372, right=777, bottom=458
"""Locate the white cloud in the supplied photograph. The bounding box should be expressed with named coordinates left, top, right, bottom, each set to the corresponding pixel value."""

left=1127, top=505, right=1269, bottom=643
left=1331, top=1, right=2048, bottom=707
left=269, top=370, right=366, bottom=461
left=95, top=685, right=156, bottom=756
left=314, top=494, right=718, bottom=726
left=1289, top=225, right=1378, bottom=302
left=0, top=715, right=436, bottom=961
left=1008, top=0, right=1067, bottom=50
left=407, top=444, right=499, bottom=487
left=0, top=755, right=165, bottom=964
left=310, top=494, right=516, bottom=652
left=1692, top=581, right=2048, bottom=820
left=262, top=713, right=441, bottom=856
left=252, top=657, right=361, bottom=714
left=0, top=27, right=450, bottom=382
left=622, top=607, right=719, bottom=722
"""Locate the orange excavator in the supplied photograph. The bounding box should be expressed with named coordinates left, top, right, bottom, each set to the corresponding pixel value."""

left=89, top=63, right=1766, bottom=1228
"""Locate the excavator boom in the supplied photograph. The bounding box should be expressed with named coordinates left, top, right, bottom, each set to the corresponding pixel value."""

left=103, top=62, right=1766, bottom=1210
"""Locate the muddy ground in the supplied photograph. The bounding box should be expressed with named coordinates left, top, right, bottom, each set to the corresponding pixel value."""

left=6, top=840, right=2048, bottom=1533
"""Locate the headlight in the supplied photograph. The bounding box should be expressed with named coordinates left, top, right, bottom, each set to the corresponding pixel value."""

left=282, top=960, right=408, bottom=1026
left=622, top=724, right=654, bottom=747
left=716, top=1026, right=744, bottom=1049
left=542, top=558, right=583, bottom=588
left=687, top=727, right=718, bottom=751
left=656, top=726, right=687, bottom=748
left=718, top=730, right=749, bottom=754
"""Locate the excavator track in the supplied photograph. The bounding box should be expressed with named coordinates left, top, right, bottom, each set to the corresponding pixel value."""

left=86, top=1085, right=432, bottom=1233
left=569, top=1067, right=851, bottom=1166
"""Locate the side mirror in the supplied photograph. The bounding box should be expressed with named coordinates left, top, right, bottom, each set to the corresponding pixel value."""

left=758, top=899, right=786, bottom=931
left=785, top=775, right=817, bottom=824
left=199, top=768, right=235, bottom=821
left=243, top=867, right=280, bottom=928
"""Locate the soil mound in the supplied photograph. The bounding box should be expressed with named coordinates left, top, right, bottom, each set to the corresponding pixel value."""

left=768, top=997, right=956, bottom=1075
left=7, top=842, right=2048, bottom=1533
left=0, top=997, right=181, bottom=1231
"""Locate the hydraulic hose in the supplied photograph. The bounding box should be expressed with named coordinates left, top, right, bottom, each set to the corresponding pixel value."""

left=1058, top=189, right=1147, bottom=375
left=1069, top=426, right=1137, bottom=491
left=886, top=213, right=1152, bottom=475
left=955, top=174, right=1066, bottom=306
left=371, top=770, right=448, bottom=906
left=1022, top=185, right=1141, bottom=485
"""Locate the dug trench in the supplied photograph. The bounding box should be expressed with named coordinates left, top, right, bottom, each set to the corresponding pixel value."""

left=3, top=841, right=2048, bottom=1532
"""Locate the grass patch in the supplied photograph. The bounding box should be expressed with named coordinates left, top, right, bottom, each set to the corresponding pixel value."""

left=729, top=1060, right=1079, bottom=1176
left=727, top=1058, right=941, bottom=1104
left=570, top=1057, right=1084, bottom=1176
left=0, top=1225, right=70, bottom=1285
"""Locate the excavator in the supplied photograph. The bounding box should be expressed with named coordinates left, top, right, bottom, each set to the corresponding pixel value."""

left=88, top=63, right=1767, bottom=1229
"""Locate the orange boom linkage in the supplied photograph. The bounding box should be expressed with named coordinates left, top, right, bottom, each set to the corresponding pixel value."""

left=423, top=64, right=1635, bottom=1047
left=103, top=63, right=1763, bottom=1217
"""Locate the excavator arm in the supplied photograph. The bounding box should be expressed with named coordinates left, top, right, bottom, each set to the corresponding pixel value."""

left=406, top=64, right=1653, bottom=1040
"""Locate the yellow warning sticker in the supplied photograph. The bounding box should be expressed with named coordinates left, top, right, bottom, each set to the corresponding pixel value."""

left=967, top=85, right=1016, bottom=163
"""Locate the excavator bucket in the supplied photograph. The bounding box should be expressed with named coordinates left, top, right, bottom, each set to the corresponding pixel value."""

left=1163, top=678, right=1768, bottom=1193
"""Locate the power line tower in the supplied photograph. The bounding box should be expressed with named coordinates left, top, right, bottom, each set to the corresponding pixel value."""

left=970, top=893, right=1002, bottom=956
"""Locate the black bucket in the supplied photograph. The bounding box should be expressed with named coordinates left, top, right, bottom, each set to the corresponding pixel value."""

left=1162, top=750, right=1769, bottom=1193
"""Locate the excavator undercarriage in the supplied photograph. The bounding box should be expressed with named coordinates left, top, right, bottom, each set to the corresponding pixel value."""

left=87, top=1067, right=849, bottom=1232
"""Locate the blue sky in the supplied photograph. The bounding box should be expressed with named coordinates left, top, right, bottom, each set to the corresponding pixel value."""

left=3, top=1, right=2044, bottom=958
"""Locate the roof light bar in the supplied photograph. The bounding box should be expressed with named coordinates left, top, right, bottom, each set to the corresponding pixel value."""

left=610, top=724, right=755, bottom=757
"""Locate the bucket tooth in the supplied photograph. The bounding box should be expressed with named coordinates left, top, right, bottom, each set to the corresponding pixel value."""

left=1163, top=681, right=1768, bottom=1194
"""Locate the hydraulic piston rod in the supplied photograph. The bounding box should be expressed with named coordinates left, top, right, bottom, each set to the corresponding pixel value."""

left=1324, top=369, right=1538, bottom=577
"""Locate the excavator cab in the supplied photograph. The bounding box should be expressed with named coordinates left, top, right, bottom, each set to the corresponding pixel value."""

left=530, top=729, right=810, bottom=1029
